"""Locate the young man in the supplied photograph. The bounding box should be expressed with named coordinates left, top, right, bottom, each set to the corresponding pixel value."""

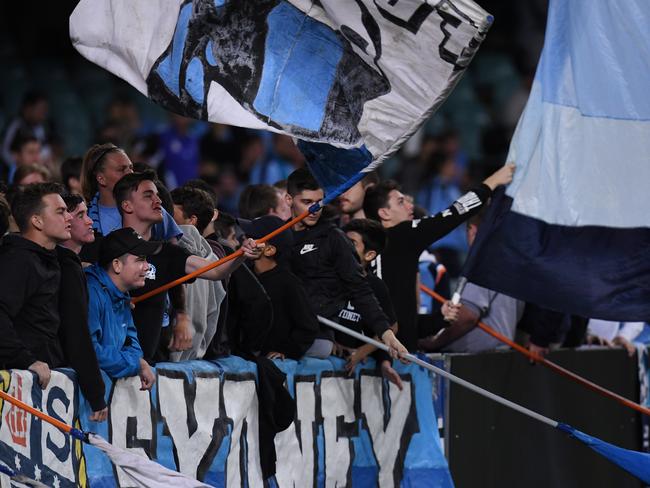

left=0, top=183, right=71, bottom=388
left=113, top=171, right=263, bottom=361
left=5, top=134, right=42, bottom=183
left=363, top=164, right=515, bottom=351
left=59, top=194, right=108, bottom=421
left=285, top=168, right=407, bottom=359
left=239, top=184, right=292, bottom=221
left=170, top=186, right=227, bottom=361
left=338, top=172, right=379, bottom=223
left=418, top=210, right=524, bottom=353
left=240, top=215, right=319, bottom=360
left=85, top=228, right=157, bottom=388
left=340, top=219, right=404, bottom=389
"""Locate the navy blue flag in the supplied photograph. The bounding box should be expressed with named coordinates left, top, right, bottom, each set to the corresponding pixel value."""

left=464, top=0, right=650, bottom=320
left=70, top=0, right=492, bottom=198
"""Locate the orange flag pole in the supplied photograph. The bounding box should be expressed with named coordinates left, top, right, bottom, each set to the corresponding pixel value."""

left=131, top=210, right=311, bottom=305
left=0, top=388, right=87, bottom=440
left=419, top=283, right=650, bottom=417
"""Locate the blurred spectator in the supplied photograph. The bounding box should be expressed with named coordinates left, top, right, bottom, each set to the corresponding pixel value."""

left=85, top=228, right=157, bottom=388
left=586, top=319, right=644, bottom=357
left=159, top=114, right=200, bottom=188
left=172, top=186, right=216, bottom=236
left=0, top=183, right=71, bottom=388
left=60, top=157, right=83, bottom=195
left=2, top=133, right=42, bottom=182
left=240, top=215, right=318, bottom=360
left=2, top=92, right=55, bottom=170
left=338, top=172, right=379, bottom=224
left=249, top=134, right=304, bottom=185
left=239, top=183, right=291, bottom=221
left=211, top=212, right=239, bottom=249
left=418, top=209, right=524, bottom=353
left=517, top=303, right=572, bottom=357
left=199, top=123, right=246, bottom=174
left=14, top=163, right=51, bottom=186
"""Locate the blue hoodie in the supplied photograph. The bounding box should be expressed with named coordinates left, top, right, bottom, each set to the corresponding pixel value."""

left=85, top=264, right=143, bottom=378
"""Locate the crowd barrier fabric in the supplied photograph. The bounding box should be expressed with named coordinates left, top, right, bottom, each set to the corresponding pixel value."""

left=0, top=356, right=451, bottom=487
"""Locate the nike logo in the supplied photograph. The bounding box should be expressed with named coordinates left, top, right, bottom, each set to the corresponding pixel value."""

left=300, top=244, right=318, bottom=255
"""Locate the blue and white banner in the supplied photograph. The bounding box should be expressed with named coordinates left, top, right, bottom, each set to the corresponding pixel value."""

left=0, top=356, right=451, bottom=487
left=70, top=0, right=491, bottom=195
left=465, top=0, right=650, bottom=320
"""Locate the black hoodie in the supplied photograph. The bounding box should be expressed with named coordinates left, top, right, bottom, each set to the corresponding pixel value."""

left=57, top=246, right=107, bottom=411
left=0, top=234, right=64, bottom=369
left=290, top=219, right=390, bottom=340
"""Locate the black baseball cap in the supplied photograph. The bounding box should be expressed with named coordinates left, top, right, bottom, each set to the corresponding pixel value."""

left=238, top=215, right=293, bottom=254
left=99, top=227, right=162, bottom=266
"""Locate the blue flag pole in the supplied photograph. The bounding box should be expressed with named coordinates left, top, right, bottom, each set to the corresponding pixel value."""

left=318, top=315, right=650, bottom=484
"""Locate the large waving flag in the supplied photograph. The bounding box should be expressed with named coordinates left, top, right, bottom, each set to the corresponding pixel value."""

left=70, top=0, right=492, bottom=196
left=465, top=0, right=650, bottom=320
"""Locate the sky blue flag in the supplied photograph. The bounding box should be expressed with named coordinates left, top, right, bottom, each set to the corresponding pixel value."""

left=463, top=0, right=650, bottom=320
left=70, top=0, right=492, bottom=199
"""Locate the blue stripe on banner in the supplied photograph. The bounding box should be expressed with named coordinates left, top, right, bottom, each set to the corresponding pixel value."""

left=298, top=141, right=372, bottom=200
left=253, top=2, right=343, bottom=131
left=541, top=0, right=650, bottom=120
left=154, top=2, right=193, bottom=98
left=465, top=192, right=650, bottom=321
left=185, top=57, right=205, bottom=104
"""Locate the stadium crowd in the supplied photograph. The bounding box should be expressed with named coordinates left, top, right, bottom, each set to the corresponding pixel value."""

left=0, top=91, right=646, bottom=427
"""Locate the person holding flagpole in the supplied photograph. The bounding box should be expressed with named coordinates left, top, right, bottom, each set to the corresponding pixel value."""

left=363, top=164, right=515, bottom=352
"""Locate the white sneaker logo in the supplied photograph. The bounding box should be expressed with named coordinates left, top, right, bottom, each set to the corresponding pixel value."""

left=300, top=244, right=318, bottom=255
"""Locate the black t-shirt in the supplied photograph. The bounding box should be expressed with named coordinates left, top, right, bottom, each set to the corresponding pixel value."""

left=130, top=242, right=192, bottom=361
left=336, top=273, right=396, bottom=349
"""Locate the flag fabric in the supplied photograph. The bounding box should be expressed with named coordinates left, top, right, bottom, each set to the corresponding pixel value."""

left=70, top=0, right=492, bottom=196
left=87, top=434, right=212, bottom=488
left=464, top=0, right=650, bottom=321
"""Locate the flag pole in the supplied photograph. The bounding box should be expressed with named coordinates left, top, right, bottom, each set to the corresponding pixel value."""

left=419, top=284, right=650, bottom=417
left=131, top=209, right=312, bottom=304
left=317, top=315, right=650, bottom=484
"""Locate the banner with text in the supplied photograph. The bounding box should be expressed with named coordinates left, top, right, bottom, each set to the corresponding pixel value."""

left=0, top=355, right=451, bottom=487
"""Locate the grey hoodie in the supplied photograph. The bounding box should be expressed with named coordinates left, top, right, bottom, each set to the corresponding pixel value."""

left=170, top=225, right=227, bottom=361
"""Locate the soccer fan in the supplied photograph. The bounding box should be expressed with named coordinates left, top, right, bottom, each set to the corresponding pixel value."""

left=285, top=168, right=407, bottom=359
left=59, top=193, right=108, bottom=421
left=337, top=172, right=379, bottom=224
left=0, top=183, right=71, bottom=388
left=112, top=171, right=263, bottom=361
left=240, top=215, right=319, bottom=360
left=418, top=209, right=524, bottom=353
left=364, top=164, right=515, bottom=351
left=85, top=228, right=157, bottom=389
left=238, top=183, right=291, bottom=221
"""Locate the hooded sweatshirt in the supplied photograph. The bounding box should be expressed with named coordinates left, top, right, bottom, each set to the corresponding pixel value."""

left=85, top=264, right=143, bottom=378
left=0, top=234, right=64, bottom=369
left=170, top=225, right=227, bottom=361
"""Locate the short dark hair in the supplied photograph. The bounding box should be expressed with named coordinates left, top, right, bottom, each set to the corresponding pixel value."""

left=213, top=212, right=237, bottom=240
left=10, top=182, right=64, bottom=232
left=363, top=180, right=400, bottom=221
left=21, top=91, right=47, bottom=110
left=361, top=171, right=380, bottom=189
left=342, top=218, right=387, bottom=254
left=171, top=186, right=215, bottom=234
left=184, top=179, right=218, bottom=207
left=238, top=184, right=279, bottom=219
left=287, top=168, right=320, bottom=196
left=60, top=157, right=83, bottom=192
left=113, top=170, right=158, bottom=216
left=62, top=193, right=84, bottom=213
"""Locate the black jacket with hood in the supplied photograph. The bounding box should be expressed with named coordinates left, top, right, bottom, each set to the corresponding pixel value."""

left=0, top=234, right=64, bottom=369
left=290, top=219, right=390, bottom=340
